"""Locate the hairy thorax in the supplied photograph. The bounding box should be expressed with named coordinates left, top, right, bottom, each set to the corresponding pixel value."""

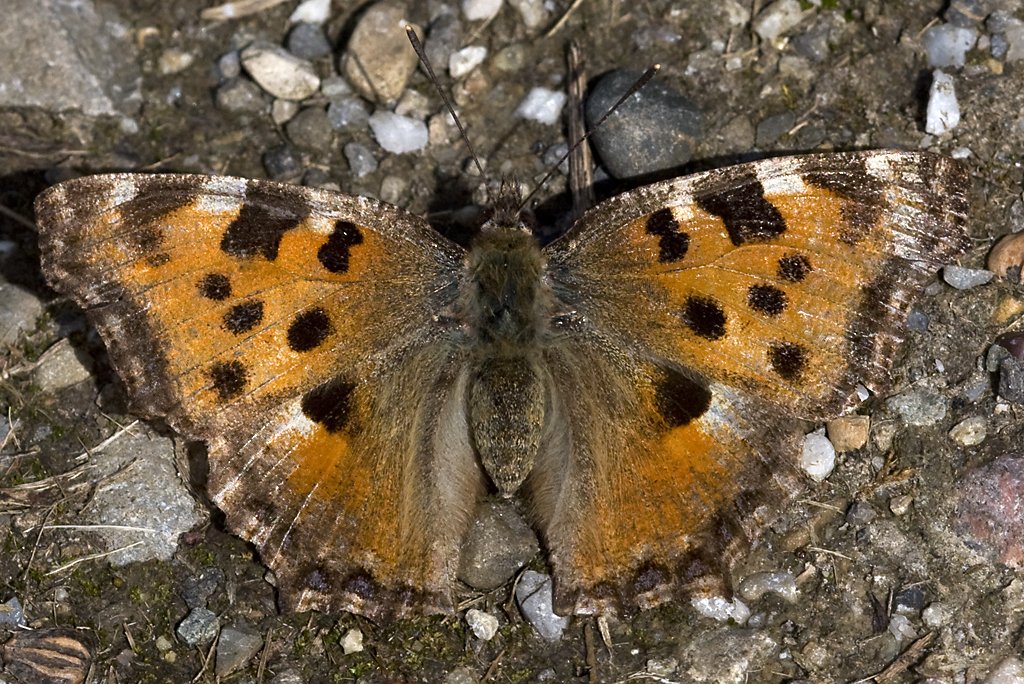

left=461, top=222, right=552, bottom=496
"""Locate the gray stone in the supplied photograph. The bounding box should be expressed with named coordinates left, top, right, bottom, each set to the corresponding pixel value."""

left=926, top=70, right=960, bottom=136
left=887, top=386, right=947, bottom=426
left=85, top=423, right=206, bottom=564
left=0, top=0, right=139, bottom=116
left=216, top=51, right=241, bottom=80
left=922, top=23, right=978, bottom=68
left=180, top=567, right=225, bottom=609
left=462, top=0, right=502, bottom=22
left=756, top=111, right=797, bottom=147
left=0, top=597, right=23, bottom=628
left=286, top=106, right=334, bottom=150
left=177, top=607, right=219, bottom=647
left=999, top=356, right=1024, bottom=404
left=320, top=75, right=353, bottom=100
left=215, top=626, right=263, bottom=677
left=263, top=144, right=303, bottom=181
left=752, top=0, right=810, bottom=42
left=241, top=42, right=320, bottom=101
left=215, top=78, right=266, bottom=113
left=287, top=22, right=332, bottom=60
left=907, top=309, right=930, bottom=331
left=586, top=70, right=703, bottom=179
left=737, top=571, right=798, bottom=603
left=327, top=97, right=371, bottom=131
left=943, top=265, right=994, bottom=289
left=342, top=2, right=421, bottom=105
left=508, top=0, right=547, bottom=30
left=0, top=283, right=43, bottom=345
left=32, top=339, right=92, bottom=392
left=945, top=0, right=992, bottom=27
left=343, top=143, right=378, bottom=178
left=678, top=628, right=778, bottom=683
left=846, top=501, right=877, bottom=526
left=948, top=415, right=988, bottom=446
left=458, top=501, right=539, bottom=590
left=424, top=11, right=463, bottom=77
left=987, top=342, right=1012, bottom=372
left=515, top=570, right=569, bottom=641
left=340, top=628, right=363, bottom=654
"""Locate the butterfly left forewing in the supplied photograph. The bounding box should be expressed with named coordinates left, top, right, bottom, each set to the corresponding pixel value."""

left=537, top=150, right=969, bottom=613
left=37, top=174, right=485, bottom=617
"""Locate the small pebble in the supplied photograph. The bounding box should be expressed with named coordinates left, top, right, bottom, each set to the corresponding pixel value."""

left=343, top=3, right=421, bottom=105
left=379, top=174, right=408, bottom=205
left=158, top=48, right=195, bottom=75
left=458, top=501, right=540, bottom=590
left=890, top=494, right=914, bottom=516
left=888, top=613, right=918, bottom=642
left=646, top=658, right=679, bottom=677
left=155, top=635, right=173, bottom=651
left=344, top=142, right=379, bottom=177
left=998, top=356, right=1024, bottom=404
left=893, top=585, right=927, bottom=613
left=515, top=570, right=569, bottom=640
left=217, top=51, right=241, bottom=80
left=922, top=602, right=952, bottom=628
left=215, top=78, right=266, bottom=113
left=465, top=608, right=499, bottom=640
left=826, top=415, right=870, bottom=452
left=326, top=97, right=371, bottom=131
left=948, top=415, right=987, bottom=446
left=800, top=428, right=836, bottom=482
left=320, top=75, right=352, bottom=100
left=449, top=45, right=487, bottom=78
left=988, top=232, right=1024, bottom=282
left=516, top=87, right=567, bottom=126
left=290, top=0, right=330, bottom=24
left=263, top=144, right=303, bottom=181
left=752, top=0, right=810, bottom=43
left=287, top=22, right=332, bottom=60
left=462, top=0, right=502, bottom=22
left=0, top=597, right=23, bottom=627
left=907, top=309, right=930, bottom=331
left=215, top=626, right=263, bottom=677
left=957, top=456, right=1024, bottom=569
left=272, top=98, right=300, bottom=125
left=285, top=106, right=334, bottom=150
left=887, top=386, right=947, bottom=426
left=922, top=23, right=978, bottom=68
left=176, top=607, right=219, bottom=647
left=368, top=111, right=428, bottom=154
left=340, top=628, right=363, bottom=654
left=444, top=667, right=477, bottom=684
left=943, top=264, right=994, bottom=289
left=690, top=595, right=751, bottom=623
left=737, top=571, right=798, bottom=603
left=507, top=0, right=547, bottom=29
left=847, top=501, right=877, bottom=526
left=32, top=339, right=92, bottom=392
left=926, top=70, right=960, bottom=135
left=241, top=43, right=320, bottom=101
left=586, top=70, right=703, bottom=179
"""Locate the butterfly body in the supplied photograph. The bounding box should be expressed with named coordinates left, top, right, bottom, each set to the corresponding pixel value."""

left=35, top=150, right=970, bottom=619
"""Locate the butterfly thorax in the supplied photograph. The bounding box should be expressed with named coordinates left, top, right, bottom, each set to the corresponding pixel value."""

left=462, top=221, right=552, bottom=497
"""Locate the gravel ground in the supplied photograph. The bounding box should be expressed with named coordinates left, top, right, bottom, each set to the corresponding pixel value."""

left=2, top=0, right=1024, bottom=682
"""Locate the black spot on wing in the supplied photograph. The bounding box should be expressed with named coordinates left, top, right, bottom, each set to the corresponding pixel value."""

left=681, top=296, right=726, bottom=340
left=768, top=342, right=807, bottom=381
left=118, top=175, right=201, bottom=229
left=802, top=156, right=886, bottom=245
left=747, top=284, right=787, bottom=317
left=199, top=273, right=232, bottom=300
left=220, top=181, right=309, bottom=260
left=777, top=254, right=811, bottom=282
left=301, top=375, right=355, bottom=433
left=644, top=208, right=689, bottom=263
left=287, top=308, right=333, bottom=352
left=223, top=300, right=264, bottom=334
left=318, top=220, right=365, bottom=273
left=653, top=365, right=712, bottom=428
left=209, top=360, right=248, bottom=400
left=695, top=168, right=786, bottom=245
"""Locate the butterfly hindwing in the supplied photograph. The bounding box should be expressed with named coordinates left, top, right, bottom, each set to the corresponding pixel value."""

left=36, top=174, right=485, bottom=617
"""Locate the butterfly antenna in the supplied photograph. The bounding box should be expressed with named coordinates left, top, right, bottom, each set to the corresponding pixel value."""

left=405, top=25, right=485, bottom=177
left=517, top=64, right=661, bottom=213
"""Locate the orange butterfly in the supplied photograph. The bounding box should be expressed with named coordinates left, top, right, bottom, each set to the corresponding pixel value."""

left=35, top=149, right=969, bottom=619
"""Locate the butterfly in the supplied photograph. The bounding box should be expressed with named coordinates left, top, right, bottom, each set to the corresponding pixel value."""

left=34, top=149, right=970, bottom=620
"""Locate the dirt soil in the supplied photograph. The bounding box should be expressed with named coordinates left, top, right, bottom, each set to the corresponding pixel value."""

left=2, top=0, right=1023, bottom=682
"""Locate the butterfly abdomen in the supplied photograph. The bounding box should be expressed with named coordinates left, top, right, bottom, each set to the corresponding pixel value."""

left=462, top=223, right=553, bottom=495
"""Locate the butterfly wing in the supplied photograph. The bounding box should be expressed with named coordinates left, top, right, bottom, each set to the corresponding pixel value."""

left=37, top=174, right=484, bottom=617
left=537, top=151, right=970, bottom=612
